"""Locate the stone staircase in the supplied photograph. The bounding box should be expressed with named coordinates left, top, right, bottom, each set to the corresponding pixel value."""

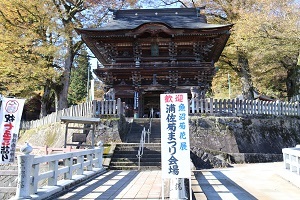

left=126, top=118, right=161, bottom=143
left=109, top=143, right=161, bottom=170
left=109, top=118, right=162, bottom=170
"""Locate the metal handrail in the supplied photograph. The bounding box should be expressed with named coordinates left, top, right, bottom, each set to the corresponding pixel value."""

left=137, top=127, right=147, bottom=170
left=147, top=108, right=154, bottom=143
left=136, top=108, right=154, bottom=170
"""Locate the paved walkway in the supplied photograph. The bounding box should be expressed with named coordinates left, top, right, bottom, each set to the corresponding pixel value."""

left=54, top=170, right=164, bottom=200
left=194, top=162, right=300, bottom=200
left=53, top=162, right=300, bottom=200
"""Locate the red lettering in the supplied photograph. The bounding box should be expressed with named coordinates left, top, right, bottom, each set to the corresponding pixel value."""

left=165, top=95, right=173, bottom=103
left=2, top=123, right=13, bottom=146
left=175, top=95, right=183, bottom=102
left=4, top=123, right=13, bottom=130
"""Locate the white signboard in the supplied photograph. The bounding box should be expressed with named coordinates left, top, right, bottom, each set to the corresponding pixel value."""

left=160, top=93, right=191, bottom=178
left=0, top=98, right=25, bottom=163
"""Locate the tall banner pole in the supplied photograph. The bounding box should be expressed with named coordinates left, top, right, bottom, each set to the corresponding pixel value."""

left=0, top=97, right=25, bottom=164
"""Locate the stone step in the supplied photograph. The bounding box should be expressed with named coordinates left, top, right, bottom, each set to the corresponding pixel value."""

left=109, top=143, right=162, bottom=170
left=111, top=153, right=161, bottom=158
left=114, top=146, right=161, bottom=151
left=127, top=118, right=161, bottom=143
left=114, top=145, right=161, bottom=149
left=110, top=161, right=162, bottom=167
left=109, top=165, right=161, bottom=170
left=114, top=143, right=161, bottom=147
left=111, top=157, right=161, bottom=162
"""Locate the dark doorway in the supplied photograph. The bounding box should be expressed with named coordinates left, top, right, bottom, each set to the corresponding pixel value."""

left=143, top=91, right=162, bottom=118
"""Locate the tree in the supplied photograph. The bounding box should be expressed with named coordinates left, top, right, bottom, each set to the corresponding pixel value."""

left=155, top=0, right=300, bottom=100
left=0, top=0, right=139, bottom=117
left=0, top=0, right=60, bottom=113
left=236, top=0, right=300, bottom=99
left=0, top=0, right=71, bottom=117
left=146, top=0, right=256, bottom=99
left=68, top=48, right=91, bottom=105
left=51, top=0, right=140, bottom=110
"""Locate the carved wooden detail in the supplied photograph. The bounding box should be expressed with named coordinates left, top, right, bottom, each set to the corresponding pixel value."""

left=98, top=72, right=114, bottom=86
left=168, top=70, right=179, bottom=88
left=133, top=41, right=142, bottom=66
left=131, top=71, right=142, bottom=88
left=169, top=41, right=177, bottom=63
left=193, top=39, right=215, bottom=62
left=95, top=42, right=118, bottom=63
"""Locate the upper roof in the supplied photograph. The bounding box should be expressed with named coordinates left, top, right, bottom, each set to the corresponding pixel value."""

left=80, top=7, right=232, bottom=31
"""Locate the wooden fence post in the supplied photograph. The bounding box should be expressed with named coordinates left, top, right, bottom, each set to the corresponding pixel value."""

left=117, top=98, right=122, bottom=116
left=209, top=98, right=213, bottom=114
left=113, top=100, right=116, bottom=115
left=92, top=100, right=97, bottom=117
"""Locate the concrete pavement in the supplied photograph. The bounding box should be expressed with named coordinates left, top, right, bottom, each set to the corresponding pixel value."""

left=52, top=162, right=300, bottom=200
left=194, top=162, right=300, bottom=200
left=54, top=170, right=165, bottom=200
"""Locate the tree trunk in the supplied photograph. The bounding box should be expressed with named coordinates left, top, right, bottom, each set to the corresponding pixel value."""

left=236, top=50, right=256, bottom=100
left=286, top=68, right=299, bottom=100
left=57, top=38, right=74, bottom=110
left=283, top=53, right=300, bottom=100
left=40, top=82, right=52, bottom=118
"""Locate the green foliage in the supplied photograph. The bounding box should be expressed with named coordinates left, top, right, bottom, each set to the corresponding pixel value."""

left=0, top=0, right=59, bottom=97
left=235, top=0, right=300, bottom=99
left=68, top=49, right=91, bottom=105
left=1, top=0, right=299, bottom=106
left=202, top=0, right=299, bottom=99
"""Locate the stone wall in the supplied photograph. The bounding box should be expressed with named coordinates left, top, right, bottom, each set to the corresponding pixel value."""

left=92, top=115, right=129, bottom=144
left=189, top=115, right=300, bottom=168
left=18, top=116, right=129, bottom=148
left=18, top=115, right=300, bottom=168
left=189, top=115, right=300, bottom=154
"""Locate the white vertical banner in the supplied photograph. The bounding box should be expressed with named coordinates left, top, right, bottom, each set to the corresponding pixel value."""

left=160, top=93, right=191, bottom=178
left=0, top=98, right=25, bottom=164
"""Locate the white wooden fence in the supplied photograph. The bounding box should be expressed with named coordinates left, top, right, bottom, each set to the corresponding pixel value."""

left=20, top=99, right=125, bottom=130
left=190, top=98, right=300, bottom=116
left=13, top=143, right=104, bottom=199
left=21, top=98, right=300, bottom=130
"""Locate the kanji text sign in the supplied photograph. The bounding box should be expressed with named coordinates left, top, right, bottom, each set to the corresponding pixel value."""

left=160, top=93, right=191, bottom=178
left=0, top=98, right=25, bottom=163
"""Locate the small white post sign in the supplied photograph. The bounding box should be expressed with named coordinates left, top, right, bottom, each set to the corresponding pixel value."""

left=160, top=93, right=191, bottom=178
left=0, top=97, right=25, bottom=164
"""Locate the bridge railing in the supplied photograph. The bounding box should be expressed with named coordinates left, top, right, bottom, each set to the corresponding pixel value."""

left=13, top=143, right=104, bottom=199
left=282, top=145, right=300, bottom=175
left=190, top=98, right=300, bottom=116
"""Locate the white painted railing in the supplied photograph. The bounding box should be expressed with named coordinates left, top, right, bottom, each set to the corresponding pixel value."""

left=282, top=145, right=300, bottom=175
left=93, top=98, right=125, bottom=117
left=21, top=98, right=125, bottom=130
left=21, top=98, right=300, bottom=130
left=12, top=143, right=104, bottom=200
left=190, top=98, right=300, bottom=116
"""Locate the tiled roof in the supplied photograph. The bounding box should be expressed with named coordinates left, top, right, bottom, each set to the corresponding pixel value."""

left=82, top=8, right=231, bottom=31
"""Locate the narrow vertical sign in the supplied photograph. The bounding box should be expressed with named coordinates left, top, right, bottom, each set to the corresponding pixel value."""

left=160, top=93, right=191, bottom=178
left=0, top=98, right=25, bottom=164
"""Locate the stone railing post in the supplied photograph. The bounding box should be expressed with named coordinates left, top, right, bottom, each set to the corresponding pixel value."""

left=14, top=142, right=34, bottom=199
left=95, top=141, right=104, bottom=168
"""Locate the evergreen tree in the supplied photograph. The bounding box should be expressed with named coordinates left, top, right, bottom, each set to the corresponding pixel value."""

left=68, top=49, right=91, bottom=105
